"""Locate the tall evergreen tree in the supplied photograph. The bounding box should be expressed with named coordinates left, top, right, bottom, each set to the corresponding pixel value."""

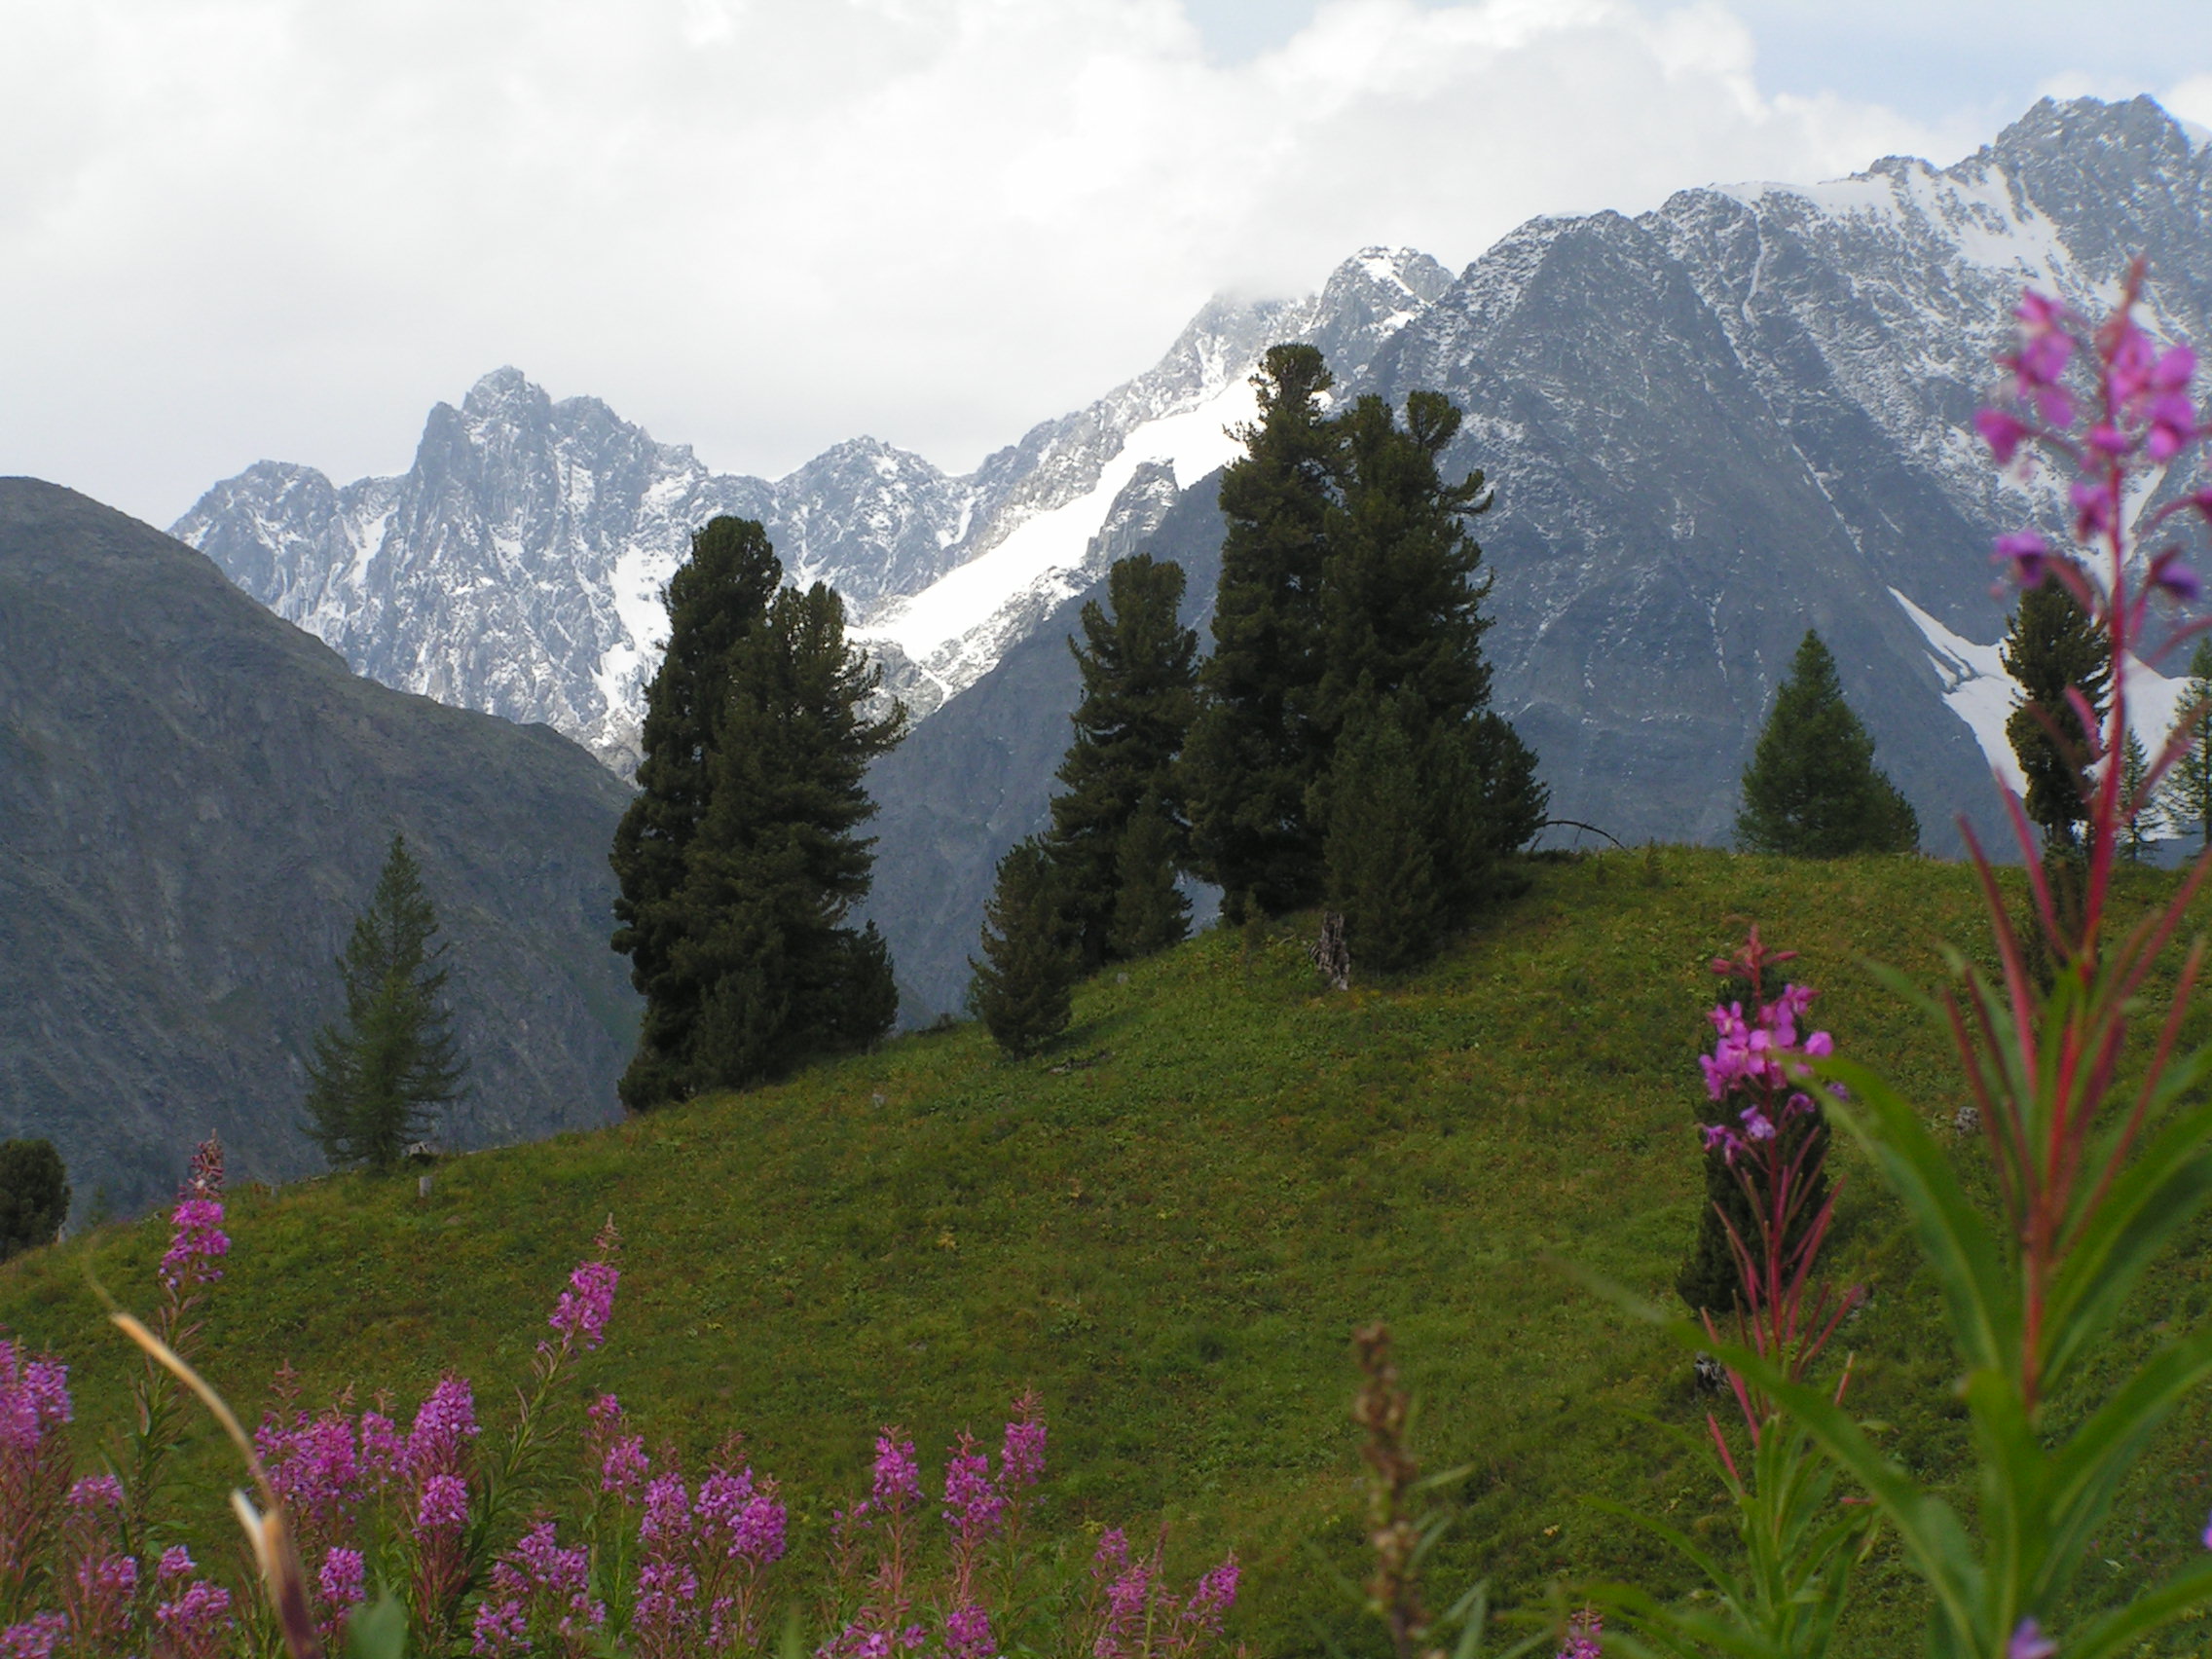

left=1184, top=345, right=1339, bottom=920
left=1734, top=630, right=1919, bottom=857
left=1316, top=388, right=1545, bottom=930
left=1045, top=553, right=1198, bottom=967
left=305, top=833, right=468, bottom=1171
left=0, top=1139, right=68, bottom=1261
left=1314, top=390, right=1494, bottom=733
left=1322, top=694, right=1443, bottom=974
left=2002, top=579, right=2111, bottom=851
left=969, top=837, right=1076, bottom=1057
left=610, top=516, right=784, bottom=1104
left=1106, top=792, right=1191, bottom=960
left=2157, top=636, right=2212, bottom=848
left=621, top=575, right=904, bottom=1105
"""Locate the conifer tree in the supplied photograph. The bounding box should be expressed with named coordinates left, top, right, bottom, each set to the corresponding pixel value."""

left=0, top=1138, right=68, bottom=1261
left=2157, top=636, right=2212, bottom=848
left=969, top=837, right=1076, bottom=1057
left=2120, top=728, right=2161, bottom=862
left=1184, top=345, right=1339, bottom=920
left=610, top=516, right=783, bottom=1106
left=1106, top=793, right=1190, bottom=960
left=305, top=833, right=468, bottom=1172
left=1045, top=553, right=1198, bottom=967
left=2002, top=579, right=2111, bottom=851
left=1315, top=388, right=1545, bottom=931
left=1734, top=630, right=1919, bottom=857
left=1322, top=695, right=1443, bottom=974
left=624, top=578, right=904, bottom=1103
left=1315, top=390, right=1494, bottom=733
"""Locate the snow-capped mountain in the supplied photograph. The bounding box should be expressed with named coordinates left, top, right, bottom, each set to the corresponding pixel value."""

left=1352, top=93, right=2212, bottom=845
left=857, top=95, right=2212, bottom=1015
left=174, top=247, right=1451, bottom=769
left=176, top=94, right=2212, bottom=1016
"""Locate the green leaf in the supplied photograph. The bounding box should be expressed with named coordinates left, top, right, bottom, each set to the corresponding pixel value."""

left=1716, top=1341, right=1986, bottom=1655
left=1819, top=1057, right=2016, bottom=1376
left=2040, top=1054, right=2212, bottom=1390
left=346, top=1591, right=409, bottom=1659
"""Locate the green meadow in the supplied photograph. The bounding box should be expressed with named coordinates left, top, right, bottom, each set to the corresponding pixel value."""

left=11, top=847, right=2212, bottom=1655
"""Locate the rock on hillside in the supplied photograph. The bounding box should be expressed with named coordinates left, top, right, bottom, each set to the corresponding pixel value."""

left=0, top=478, right=638, bottom=1214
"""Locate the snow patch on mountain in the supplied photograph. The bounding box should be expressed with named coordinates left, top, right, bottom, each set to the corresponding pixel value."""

left=1892, top=588, right=2026, bottom=793
left=858, top=375, right=1256, bottom=667
left=1892, top=587, right=2188, bottom=801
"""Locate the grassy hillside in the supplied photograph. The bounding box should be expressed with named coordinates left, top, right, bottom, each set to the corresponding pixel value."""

left=9, top=847, right=2212, bottom=1655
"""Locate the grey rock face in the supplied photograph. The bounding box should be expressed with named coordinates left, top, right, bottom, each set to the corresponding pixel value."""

left=0, top=478, right=639, bottom=1215
left=858, top=97, right=2212, bottom=1016
left=172, top=248, right=1453, bottom=759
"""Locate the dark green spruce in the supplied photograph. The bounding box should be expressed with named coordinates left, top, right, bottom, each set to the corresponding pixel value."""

left=0, top=1138, right=68, bottom=1260
left=1183, top=345, right=1339, bottom=921
left=1312, top=387, right=1546, bottom=960
left=614, top=526, right=904, bottom=1108
left=1045, top=553, right=1198, bottom=969
left=2001, top=580, right=2111, bottom=853
left=610, top=515, right=784, bottom=1107
left=1320, top=695, right=1442, bottom=974
left=304, top=833, right=468, bottom=1172
left=1734, top=630, right=1919, bottom=858
left=969, top=837, right=1077, bottom=1057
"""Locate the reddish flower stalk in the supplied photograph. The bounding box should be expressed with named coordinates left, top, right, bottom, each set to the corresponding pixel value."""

left=1695, top=930, right=1863, bottom=1470
left=1972, top=260, right=2212, bottom=1414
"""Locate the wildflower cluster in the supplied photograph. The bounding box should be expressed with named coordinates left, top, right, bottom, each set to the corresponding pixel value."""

left=1087, top=1529, right=1237, bottom=1659
left=1696, top=933, right=1832, bottom=1163
left=157, top=1138, right=230, bottom=1296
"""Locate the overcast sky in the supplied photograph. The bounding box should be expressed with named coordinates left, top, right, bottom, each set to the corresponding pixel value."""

left=8, top=0, right=2212, bottom=527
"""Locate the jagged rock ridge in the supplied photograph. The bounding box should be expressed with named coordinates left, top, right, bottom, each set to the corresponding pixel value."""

left=174, top=249, right=1453, bottom=768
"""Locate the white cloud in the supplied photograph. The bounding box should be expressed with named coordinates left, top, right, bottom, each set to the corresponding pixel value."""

left=0, top=0, right=1972, bottom=522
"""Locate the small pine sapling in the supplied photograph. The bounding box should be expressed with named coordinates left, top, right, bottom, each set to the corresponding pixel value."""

left=968, top=838, right=1076, bottom=1058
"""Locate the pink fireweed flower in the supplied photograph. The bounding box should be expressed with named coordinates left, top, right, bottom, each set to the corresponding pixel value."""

left=547, top=1252, right=619, bottom=1354
left=0, top=1344, right=71, bottom=1445
left=871, top=1430, right=920, bottom=1512
left=407, top=1376, right=480, bottom=1476
left=1557, top=1604, right=1604, bottom=1659
left=358, top=1410, right=404, bottom=1482
left=1977, top=407, right=2031, bottom=465
left=319, top=1547, right=366, bottom=1609
left=0, top=1613, right=67, bottom=1659
left=1001, top=1392, right=1047, bottom=1490
left=698, top=1466, right=787, bottom=1564
left=2008, top=1618, right=2057, bottom=1659
left=944, top=1602, right=995, bottom=1659
left=67, top=1473, right=123, bottom=1510
left=642, top=1473, right=691, bottom=1545
left=154, top=1578, right=235, bottom=1659
left=158, top=1545, right=196, bottom=1581
left=416, top=1472, right=470, bottom=1531
left=471, top=1597, right=529, bottom=1658
left=2149, top=546, right=2202, bottom=603
left=160, top=1198, right=229, bottom=1292
left=604, top=1432, right=649, bottom=1495
left=942, top=1432, right=1004, bottom=1536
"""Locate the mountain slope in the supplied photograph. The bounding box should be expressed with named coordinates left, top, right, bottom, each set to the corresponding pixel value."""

left=9, top=853, right=2212, bottom=1658
left=0, top=478, right=639, bottom=1212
